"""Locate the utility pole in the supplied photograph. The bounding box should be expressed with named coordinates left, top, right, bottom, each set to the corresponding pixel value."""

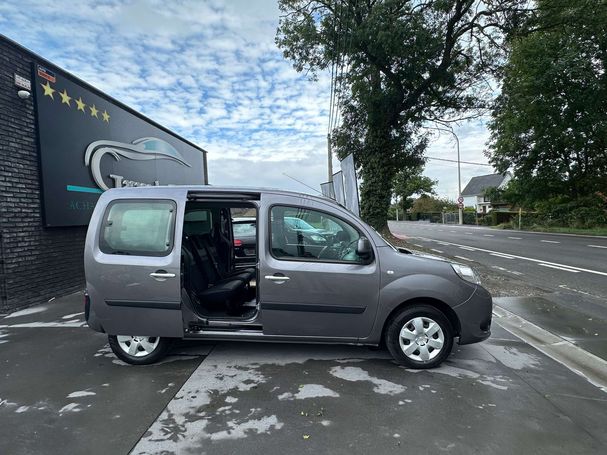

left=327, top=133, right=333, bottom=181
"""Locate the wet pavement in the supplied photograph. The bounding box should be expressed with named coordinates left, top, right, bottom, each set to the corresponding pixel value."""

left=0, top=292, right=210, bottom=454
left=2, top=292, right=607, bottom=454
left=495, top=295, right=607, bottom=361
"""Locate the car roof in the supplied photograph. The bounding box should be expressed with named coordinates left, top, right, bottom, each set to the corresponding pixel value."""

left=107, top=184, right=340, bottom=208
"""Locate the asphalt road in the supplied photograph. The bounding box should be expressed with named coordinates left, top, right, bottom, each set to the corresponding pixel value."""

left=389, top=221, right=607, bottom=302
left=2, top=293, right=607, bottom=454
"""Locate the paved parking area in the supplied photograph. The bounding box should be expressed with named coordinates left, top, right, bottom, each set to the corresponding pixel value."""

left=2, top=293, right=606, bottom=454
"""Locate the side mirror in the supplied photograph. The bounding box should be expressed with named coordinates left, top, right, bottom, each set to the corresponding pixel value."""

left=356, top=237, right=372, bottom=259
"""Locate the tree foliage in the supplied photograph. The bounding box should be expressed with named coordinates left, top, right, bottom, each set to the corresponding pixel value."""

left=393, top=167, right=437, bottom=213
left=411, top=194, right=458, bottom=213
left=487, top=0, right=607, bottom=206
left=277, top=0, right=529, bottom=229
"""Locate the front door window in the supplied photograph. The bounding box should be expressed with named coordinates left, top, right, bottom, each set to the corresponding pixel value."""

left=270, top=205, right=369, bottom=263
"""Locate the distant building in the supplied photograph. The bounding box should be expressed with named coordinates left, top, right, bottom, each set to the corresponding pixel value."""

left=461, top=173, right=511, bottom=213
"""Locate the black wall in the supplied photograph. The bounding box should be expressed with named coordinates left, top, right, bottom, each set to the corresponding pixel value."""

left=0, top=36, right=207, bottom=313
left=0, top=37, right=87, bottom=313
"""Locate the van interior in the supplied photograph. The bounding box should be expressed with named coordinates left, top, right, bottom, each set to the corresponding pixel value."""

left=181, top=200, right=258, bottom=321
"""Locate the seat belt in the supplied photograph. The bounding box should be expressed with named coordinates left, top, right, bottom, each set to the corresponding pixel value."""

left=200, top=237, right=223, bottom=281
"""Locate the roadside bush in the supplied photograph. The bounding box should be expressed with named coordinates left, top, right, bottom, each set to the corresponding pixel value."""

left=532, top=196, right=607, bottom=229
left=463, top=212, right=477, bottom=225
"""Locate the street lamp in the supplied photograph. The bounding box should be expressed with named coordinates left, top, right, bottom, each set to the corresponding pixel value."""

left=425, top=126, right=463, bottom=225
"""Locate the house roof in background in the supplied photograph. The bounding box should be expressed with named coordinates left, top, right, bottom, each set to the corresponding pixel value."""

left=461, top=173, right=508, bottom=196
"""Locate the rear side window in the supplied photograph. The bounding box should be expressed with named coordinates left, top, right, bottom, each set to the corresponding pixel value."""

left=100, top=200, right=176, bottom=256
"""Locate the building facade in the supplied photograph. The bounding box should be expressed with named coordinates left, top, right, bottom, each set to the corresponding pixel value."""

left=0, top=35, right=208, bottom=313
left=461, top=173, right=511, bottom=214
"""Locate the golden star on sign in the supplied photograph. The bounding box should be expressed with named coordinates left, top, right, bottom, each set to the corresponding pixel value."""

left=59, top=89, right=71, bottom=106
left=89, top=104, right=99, bottom=118
left=41, top=81, right=55, bottom=99
left=75, top=97, right=86, bottom=112
left=102, top=110, right=110, bottom=123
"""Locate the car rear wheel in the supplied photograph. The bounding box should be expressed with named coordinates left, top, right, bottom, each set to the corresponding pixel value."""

left=108, top=335, right=172, bottom=365
left=385, top=305, right=453, bottom=369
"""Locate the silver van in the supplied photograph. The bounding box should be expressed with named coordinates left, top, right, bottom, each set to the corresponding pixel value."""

left=84, top=186, right=492, bottom=369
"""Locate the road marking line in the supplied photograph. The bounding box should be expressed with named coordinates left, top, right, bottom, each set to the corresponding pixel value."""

left=459, top=246, right=476, bottom=251
left=437, top=242, right=449, bottom=246
left=588, top=245, right=607, bottom=249
left=540, top=239, right=560, bottom=243
left=413, top=244, right=424, bottom=248
left=454, top=255, right=473, bottom=262
left=483, top=234, right=494, bottom=237
left=431, top=249, right=444, bottom=254
left=491, top=266, right=508, bottom=271
left=465, top=232, right=473, bottom=235
left=510, top=271, right=523, bottom=276
left=413, top=239, right=607, bottom=276
left=538, top=263, right=580, bottom=273
left=490, top=253, right=514, bottom=259
left=558, top=284, right=593, bottom=296
left=508, top=237, right=522, bottom=240
left=450, top=230, right=456, bottom=233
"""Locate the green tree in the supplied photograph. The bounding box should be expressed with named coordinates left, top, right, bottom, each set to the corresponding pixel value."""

left=487, top=0, right=607, bottom=205
left=277, top=0, right=529, bottom=229
left=411, top=195, right=457, bottom=213
left=393, top=168, right=437, bottom=214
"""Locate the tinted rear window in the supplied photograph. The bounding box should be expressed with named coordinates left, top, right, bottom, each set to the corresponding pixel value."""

left=100, top=200, right=176, bottom=256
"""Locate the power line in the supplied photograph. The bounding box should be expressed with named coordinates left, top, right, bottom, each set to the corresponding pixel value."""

left=327, top=0, right=344, bottom=134
left=331, top=0, right=355, bottom=132
left=335, top=0, right=357, bottom=131
left=426, top=156, right=493, bottom=167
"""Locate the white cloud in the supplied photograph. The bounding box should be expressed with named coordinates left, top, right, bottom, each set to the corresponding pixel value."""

left=2, top=0, right=492, bottom=197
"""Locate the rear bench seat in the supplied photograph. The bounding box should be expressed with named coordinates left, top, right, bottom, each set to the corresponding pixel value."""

left=182, top=236, right=250, bottom=313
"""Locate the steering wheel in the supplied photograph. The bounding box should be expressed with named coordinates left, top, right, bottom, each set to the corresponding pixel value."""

left=338, top=239, right=359, bottom=261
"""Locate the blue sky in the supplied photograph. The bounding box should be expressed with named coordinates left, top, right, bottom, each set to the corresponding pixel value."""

left=0, top=0, right=494, bottom=199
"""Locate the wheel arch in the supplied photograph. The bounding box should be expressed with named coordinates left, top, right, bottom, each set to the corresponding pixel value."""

left=381, top=297, right=461, bottom=343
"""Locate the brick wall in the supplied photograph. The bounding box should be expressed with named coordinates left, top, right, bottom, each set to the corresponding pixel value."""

left=0, top=38, right=86, bottom=313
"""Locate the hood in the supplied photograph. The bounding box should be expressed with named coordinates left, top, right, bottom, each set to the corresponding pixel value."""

left=396, top=246, right=451, bottom=264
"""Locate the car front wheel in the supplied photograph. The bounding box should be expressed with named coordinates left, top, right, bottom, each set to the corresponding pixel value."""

left=385, top=305, right=454, bottom=369
left=108, top=335, right=172, bottom=365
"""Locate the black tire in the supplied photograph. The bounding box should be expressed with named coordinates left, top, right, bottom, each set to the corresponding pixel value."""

left=108, top=335, right=172, bottom=365
left=385, top=305, right=454, bottom=369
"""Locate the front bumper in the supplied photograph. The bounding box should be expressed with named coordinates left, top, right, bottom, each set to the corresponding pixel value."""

left=454, top=284, right=492, bottom=345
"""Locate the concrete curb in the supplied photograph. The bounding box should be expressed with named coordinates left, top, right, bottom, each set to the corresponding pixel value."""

left=493, top=304, right=607, bottom=393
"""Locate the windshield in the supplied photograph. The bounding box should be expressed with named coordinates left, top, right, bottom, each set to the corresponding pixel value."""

left=284, top=216, right=317, bottom=231
left=373, top=227, right=397, bottom=251
left=233, top=221, right=256, bottom=237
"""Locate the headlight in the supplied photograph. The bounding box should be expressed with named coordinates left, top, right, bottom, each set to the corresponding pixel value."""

left=451, top=263, right=480, bottom=284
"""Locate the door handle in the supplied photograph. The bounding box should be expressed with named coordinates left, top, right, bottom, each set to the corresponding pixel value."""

left=264, top=275, right=290, bottom=282
left=150, top=271, right=176, bottom=279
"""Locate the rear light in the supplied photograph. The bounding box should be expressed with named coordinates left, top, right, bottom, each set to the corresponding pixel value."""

left=234, top=239, right=243, bottom=247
